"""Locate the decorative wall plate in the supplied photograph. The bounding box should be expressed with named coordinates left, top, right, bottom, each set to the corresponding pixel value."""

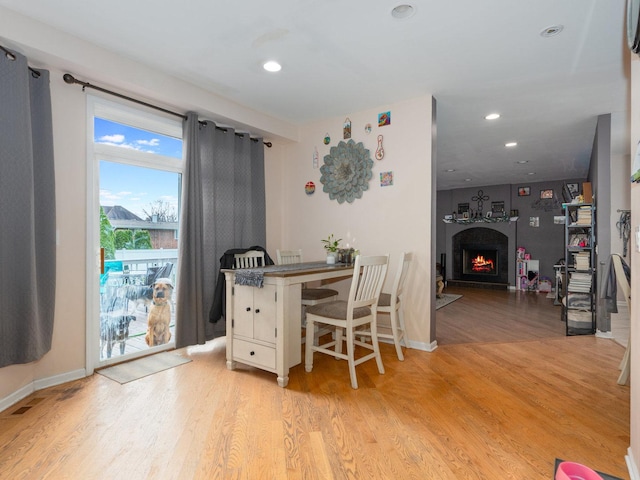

left=320, top=140, right=373, bottom=204
left=305, top=181, right=315, bottom=195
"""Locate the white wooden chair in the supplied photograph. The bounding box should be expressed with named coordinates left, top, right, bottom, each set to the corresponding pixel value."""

left=233, top=250, right=265, bottom=269
left=277, top=249, right=339, bottom=344
left=276, top=249, right=339, bottom=307
left=305, top=254, right=389, bottom=389
left=612, top=254, right=631, bottom=386
left=276, top=249, right=303, bottom=265
left=358, top=252, right=412, bottom=361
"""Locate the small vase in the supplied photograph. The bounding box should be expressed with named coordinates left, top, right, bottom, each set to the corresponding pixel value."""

left=326, top=253, right=336, bottom=264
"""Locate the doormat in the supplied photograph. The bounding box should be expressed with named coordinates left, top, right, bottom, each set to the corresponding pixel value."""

left=98, top=352, right=191, bottom=384
left=554, top=458, right=623, bottom=480
left=435, top=294, right=462, bottom=310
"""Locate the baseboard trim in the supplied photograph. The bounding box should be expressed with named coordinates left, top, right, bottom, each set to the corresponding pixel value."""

left=406, top=339, right=438, bottom=352
left=0, top=383, right=35, bottom=414
left=1, top=368, right=87, bottom=413
left=627, top=447, right=639, bottom=480
left=596, top=329, right=614, bottom=339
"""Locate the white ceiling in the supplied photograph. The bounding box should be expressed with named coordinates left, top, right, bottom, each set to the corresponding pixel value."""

left=0, top=0, right=630, bottom=190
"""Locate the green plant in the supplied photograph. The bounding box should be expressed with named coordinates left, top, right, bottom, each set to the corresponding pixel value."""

left=321, top=234, right=342, bottom=253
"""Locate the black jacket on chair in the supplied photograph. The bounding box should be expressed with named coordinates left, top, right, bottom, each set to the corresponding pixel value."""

left=209, top=246, right=274, bottom=327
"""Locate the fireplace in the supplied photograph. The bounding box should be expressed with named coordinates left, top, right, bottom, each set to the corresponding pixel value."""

left=463, top=247, right=498, bottom=276
left=452, top=227, right=509, bottom=285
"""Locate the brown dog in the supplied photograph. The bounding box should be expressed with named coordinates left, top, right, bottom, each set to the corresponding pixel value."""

left=145, top=278, right=173, bottom=347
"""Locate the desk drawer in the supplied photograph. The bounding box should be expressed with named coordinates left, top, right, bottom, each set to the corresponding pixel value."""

left=233, top=338, right=276, bottom=370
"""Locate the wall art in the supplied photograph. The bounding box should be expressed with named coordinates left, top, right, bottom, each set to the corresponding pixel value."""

left=518, top=186, right=530, bottom=196
left=380, top=171, right=393, bottom=186
left=540, top=189, right=553, bottom=199
left=364, top=123, right=372, bottom=134
left=375, top=135, right=384, bottom=160
left=320, top=140, right=373, bottom=204
left=491, top=201, right=505, bottom=214
left=457, top=203, right=469, bottom=215
left=323, top=133, right=330, bottom=145
left=378, top=111, right=391, bottom=127
left=472, top=189, right=490, bottom=214
left=343, top=118, right=351, bottom=139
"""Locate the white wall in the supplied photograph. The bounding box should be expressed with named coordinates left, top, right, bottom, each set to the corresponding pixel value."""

left=270, top=97, right=436, bottom=349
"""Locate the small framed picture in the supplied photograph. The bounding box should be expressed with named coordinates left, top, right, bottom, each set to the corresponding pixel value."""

left=462, top=211, right=470, bottom=219
left=457, top=203, right=469, bottom=215
left=518, top=186, right=530, bottom=196
left=485, top=211, right=492, bottom=218
left=491, top=201, right=504, bottom=214
left=567, top=183, right=579, bottom=197
left=540, top=189, right=553, bottom=199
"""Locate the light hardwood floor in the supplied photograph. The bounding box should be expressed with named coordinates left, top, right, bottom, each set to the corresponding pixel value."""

left=0, top=287, right=630, bottom=479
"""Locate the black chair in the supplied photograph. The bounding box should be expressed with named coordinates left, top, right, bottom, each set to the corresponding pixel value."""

left=145, top=262, right=173, bottom=286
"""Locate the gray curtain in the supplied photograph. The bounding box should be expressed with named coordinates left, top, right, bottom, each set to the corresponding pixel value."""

left=0, top=50, right=56, bottom=368
left=175, top=113, right=266, bottom=347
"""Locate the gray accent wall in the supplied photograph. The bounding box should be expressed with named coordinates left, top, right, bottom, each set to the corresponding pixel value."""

left=437, top=180, right=586, bottom=286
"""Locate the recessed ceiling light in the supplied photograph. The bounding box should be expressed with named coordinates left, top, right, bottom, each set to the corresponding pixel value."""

left=505, top=142, right=518, bottom=147
left=515, top=160, right=528, bottom=164
left=485, top=113, right=500, bottom=120
left=445, top=168, right=456, bottom=172
left=464, top=178, right=472, bottom=182
left=391, top=4, right=415, bottom=19
left=527, top=172, right=536, bottom=175
left=540, top=25, right=564, bottom=37
left=263, top=61, right=282, bottom=72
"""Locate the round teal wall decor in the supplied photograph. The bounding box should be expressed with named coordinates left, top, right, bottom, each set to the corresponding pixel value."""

left=320, top=140, right=373, bottom=204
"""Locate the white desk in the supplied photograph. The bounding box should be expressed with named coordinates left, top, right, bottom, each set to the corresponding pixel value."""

left=224, top=262, right=353, bottom=387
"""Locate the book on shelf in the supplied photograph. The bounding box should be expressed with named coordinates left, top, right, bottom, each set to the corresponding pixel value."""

left=574, top=206, right=592, bottom=225
left=572, top=251, right=590, bottom=270
left=567, top=271, right=592, bottom=293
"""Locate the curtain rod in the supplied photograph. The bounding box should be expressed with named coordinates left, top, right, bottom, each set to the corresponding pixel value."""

left=1, top=44, right=41, bottom=78
left=62, top=73, right=272, bottom=148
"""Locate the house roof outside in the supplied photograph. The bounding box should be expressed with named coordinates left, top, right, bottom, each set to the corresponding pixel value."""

left=103, top=205, right=178, bottom=231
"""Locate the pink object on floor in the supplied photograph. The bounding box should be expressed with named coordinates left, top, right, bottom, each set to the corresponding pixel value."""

left=555, top=461, right=603, bottom=480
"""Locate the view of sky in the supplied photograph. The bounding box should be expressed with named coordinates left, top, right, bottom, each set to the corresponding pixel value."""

left=95, top=117, right=182, bottom=219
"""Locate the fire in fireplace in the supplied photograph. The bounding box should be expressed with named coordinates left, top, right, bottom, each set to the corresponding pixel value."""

left=463, top=248, right=498, bottom=276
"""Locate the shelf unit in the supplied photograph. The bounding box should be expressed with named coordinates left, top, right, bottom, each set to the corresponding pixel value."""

left=562, top=203, right=596, bottom=335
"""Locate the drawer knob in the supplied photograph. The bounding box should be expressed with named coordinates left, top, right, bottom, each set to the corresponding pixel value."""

left=250, top=351, right=255, bottom=356
left=246, top=307, right=251, bottom=312
left=255, top=309, right=260, bottom=314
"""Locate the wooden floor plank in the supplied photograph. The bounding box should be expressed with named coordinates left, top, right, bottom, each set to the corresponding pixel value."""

left=0, top=287, right=630, bottom=479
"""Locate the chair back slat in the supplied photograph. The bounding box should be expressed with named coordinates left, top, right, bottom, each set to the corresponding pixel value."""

left=233, top=250, right=265, bottom=269
left=349, top=255, right=389, bottom=310
left=276, top=249, right=303, bottom=265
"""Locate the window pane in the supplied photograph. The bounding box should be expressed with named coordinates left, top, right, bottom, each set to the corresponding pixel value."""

left=95, top=117, right=182, bottom=160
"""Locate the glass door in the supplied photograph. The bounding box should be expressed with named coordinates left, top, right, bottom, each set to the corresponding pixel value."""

left=88, top=97, right=183, bottom=369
